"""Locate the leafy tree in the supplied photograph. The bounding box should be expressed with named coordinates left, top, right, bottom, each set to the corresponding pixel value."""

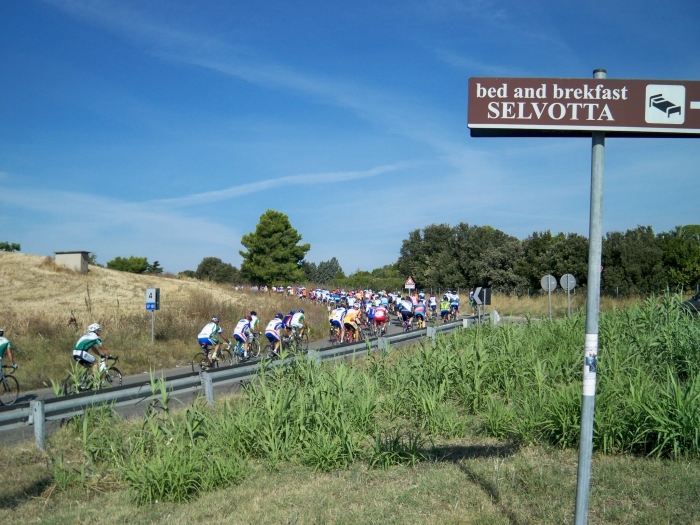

left=87, top=253, right=103, bottom=267
left=179, top=270, right=196, bottom=278
left=145, top=261, right=164, bottom=274
left=317, top=257, right=343, bottom=283
left=0, top=242, right=20, bottom=252
left=300, top=260, right=319, bottom=282
left=240, top=210, right=310, bottom=284
left=195, top=257, right=242, bottom=284
left=658, top=226, right=700, bottom=288
left=107, top=256, right=149, bottom=273
left=518, top=231, right=588, bottom=288
left=397, top=223, right=455, bottom=289
left=602, top=226, right=665, bottom=293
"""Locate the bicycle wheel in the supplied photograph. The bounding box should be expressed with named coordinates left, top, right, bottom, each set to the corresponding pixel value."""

left=299, top=332, right=309, bottom=352
left=103, top=367, right=122, bottom=388
left=250, top=338, right=261, bottom=358
left=0, top=375, right=19, bottom=405
left=219, top=348, right=234, bottom=366
left=191, top=351, right=209, bottom=374
left=61, top=376, right=78, bottom=396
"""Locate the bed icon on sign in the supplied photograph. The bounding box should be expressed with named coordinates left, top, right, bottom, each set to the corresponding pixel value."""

left=645, top=85, right=685, bottom=124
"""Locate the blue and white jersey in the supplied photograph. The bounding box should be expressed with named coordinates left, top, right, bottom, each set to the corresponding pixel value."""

left=265, top=318, right=284, bottom=337
left=450, top=295, right=460, bottom=306
left=233, top=319, right=251, bottom=337
left=399, top=299, right=414, bottom=313
left=429, top=297, right=437, bottom=307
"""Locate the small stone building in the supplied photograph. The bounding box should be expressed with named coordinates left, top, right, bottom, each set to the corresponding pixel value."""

left=54, top=251, right=90, bottom=273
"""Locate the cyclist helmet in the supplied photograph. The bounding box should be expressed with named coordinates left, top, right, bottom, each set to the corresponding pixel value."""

left=0, top=329, right=4, bottom=336
left=290, top=309, right=296, bottom=315
left=250, top=311, right=257, bottom=316
left=419, top=292, right=425, bottom=299
left=245, top=314, right=252, bottom=321
left=299, top=309, right=304, bottom=314
left=276, top=312, right=284, bottom=319
left=443, top=295, right=448, bottom=301
left=211, top=316, right=219, bottom=323
left=88, top=323, right=101, bottom=333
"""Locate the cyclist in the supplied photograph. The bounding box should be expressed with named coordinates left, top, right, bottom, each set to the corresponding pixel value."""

left=265, top=313, right=285, bottom=356
left=330, top=304, right=347, bottom=341
left=440, top=296, right=451, bottom=323
left=249, top=310, right=261, bottom=349
left=428, top=293, right=438, bottom=319
left=291, top=309, right=307, bottom=339
left=73, top=323, right=111, bottom=372
left=373, top=303, right=388, bottom=336
left=397, top=296, right=414, bottom=330
left=413, top=300, right=426, bottom=328
left=470, top=288, right=476, bottom=314
left=0, top=329, right=18, bottom=372
left=198, top=317, right=229, bottom=363
left=343, top=304, right=361, bottom=341
left=232, top=315, right=252, bottom=361
left=282, top=310, right=296, bottom=337
left=450, top=293, right=460, bottom=319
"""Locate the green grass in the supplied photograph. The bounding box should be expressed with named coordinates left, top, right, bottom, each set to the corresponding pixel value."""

left=1, top=294, right=699, bottom=523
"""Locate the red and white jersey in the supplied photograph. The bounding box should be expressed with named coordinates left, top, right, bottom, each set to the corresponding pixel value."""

left=374, top=306, right=388, bottom=320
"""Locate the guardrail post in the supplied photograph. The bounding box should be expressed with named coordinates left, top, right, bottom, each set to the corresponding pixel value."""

left=426, top=326, right=436, bottom=341
left=201, top=371, right=214, bottom=407
left=377, top=337, right=390, bottom=353
left=306, top=349, right=321, bottom=365
left=31, top=401, right=45, bottom=451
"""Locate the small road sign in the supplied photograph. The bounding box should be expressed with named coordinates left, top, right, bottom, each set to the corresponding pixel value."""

left=560, top=274, right=576, bottom=291
left=404, top=277, right=416, bottom=290
left=146, top=288, right=160, bottom=311
left=473, top=287, right=482, bottom=304
left=541, top=275, right=557, bottom=292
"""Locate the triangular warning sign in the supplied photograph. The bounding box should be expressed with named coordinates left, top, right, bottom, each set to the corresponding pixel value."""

left=404, top=277, right=415, bottom=287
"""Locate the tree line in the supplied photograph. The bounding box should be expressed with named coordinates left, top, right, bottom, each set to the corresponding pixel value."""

left=397, top=223, right=700, bottom=293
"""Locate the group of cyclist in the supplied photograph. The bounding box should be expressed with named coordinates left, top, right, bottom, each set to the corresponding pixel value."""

left=325, top=289, right=465, bottom=343
left=197, top=309, right=308, bottom=364
left=27, top=285, right=471, bottom=380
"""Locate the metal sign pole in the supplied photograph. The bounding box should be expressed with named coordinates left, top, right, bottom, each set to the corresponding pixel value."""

left=548, top=286, right=552, bottom=319
left=568, top=287, right=571, bottom=318
left=151, top=283, right=155, bottom=344
left=574, top=68, right=607, bottom=525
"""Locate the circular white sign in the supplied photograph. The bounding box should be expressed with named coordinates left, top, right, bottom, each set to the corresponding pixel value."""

left=560, top=274, right=576, bottom=291
left=541, top=274, right=557, bottom=292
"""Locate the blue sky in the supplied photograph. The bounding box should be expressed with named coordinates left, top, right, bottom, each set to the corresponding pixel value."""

left=1, top=0, right=699, bottom=274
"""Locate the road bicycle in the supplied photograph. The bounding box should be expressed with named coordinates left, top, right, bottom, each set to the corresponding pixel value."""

left=449, top=307, right=459, bottom=322
left=330, top=325, right=343, bottom=346
left=415, top=314, right=425, bottom=329
left=249, top=334, right=262, bottom=359
left=403, top=316, right=413, bottom=332
left=63, top=356, right=122, bottom=395
left=0, top=366, right=19, bottom=406
left=190, top=343, right=233, bottom=373
left=365, top=318, right=376, bottom=337
left=290, top=328, right=309, bottom=352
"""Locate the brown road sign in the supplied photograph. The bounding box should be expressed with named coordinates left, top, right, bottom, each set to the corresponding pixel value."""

left=468, top=77, right=700, bottom=137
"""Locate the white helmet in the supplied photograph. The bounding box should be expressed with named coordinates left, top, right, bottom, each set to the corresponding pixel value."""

left=88, top=323, right=101, bottom=333
left=211, top=317, right=219, bottom=323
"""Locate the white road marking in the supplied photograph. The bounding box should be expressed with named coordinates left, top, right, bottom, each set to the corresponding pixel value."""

left=691, top=101, right=700, bottom=109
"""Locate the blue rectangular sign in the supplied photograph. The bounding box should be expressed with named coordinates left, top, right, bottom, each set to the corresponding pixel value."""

left=146, top=302, right=156, bottom=311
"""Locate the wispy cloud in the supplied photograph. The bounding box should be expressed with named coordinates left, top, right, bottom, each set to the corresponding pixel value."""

left=150, top=162, right=418, bottom=207
left=433, top=48, right=523, bottom=76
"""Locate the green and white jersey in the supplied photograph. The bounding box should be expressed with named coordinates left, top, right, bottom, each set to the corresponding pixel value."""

left=198, top=322, right=222, bottom=340
left=74, top=332, right=102, bottom=352
left=291, top=312, right=305, bottom=326
left=0, top=337, right=11, bottom=359
left=250, top=315, right=260, bottom=332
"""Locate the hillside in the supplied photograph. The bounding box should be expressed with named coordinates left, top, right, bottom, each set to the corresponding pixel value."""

left=0, top=251, right=246, bottom=320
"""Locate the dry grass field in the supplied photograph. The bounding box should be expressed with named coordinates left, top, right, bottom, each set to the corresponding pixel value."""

left=0, top=251, right=330, bottom=389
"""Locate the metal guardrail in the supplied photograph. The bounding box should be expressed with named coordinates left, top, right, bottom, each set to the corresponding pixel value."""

left=2, top=318, right=478, bottom=450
